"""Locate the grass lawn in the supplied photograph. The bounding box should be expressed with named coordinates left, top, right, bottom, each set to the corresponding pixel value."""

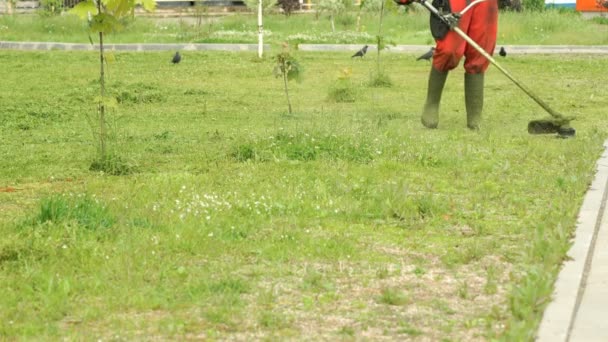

left=1, top=8, right=607, bottom=45
left=0, top=48, right=607, bottom=340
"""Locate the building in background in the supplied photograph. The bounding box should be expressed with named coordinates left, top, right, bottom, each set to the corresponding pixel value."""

left=545, top=0, right=608, bottom=15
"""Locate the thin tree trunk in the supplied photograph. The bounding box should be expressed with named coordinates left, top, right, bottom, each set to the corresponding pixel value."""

left=330, top=14, right=335, bottom=32
left=98, top=0, right=107, bottom=160
left=282, top=67, right=292, bottom=114
left=376, top=1, right=384, bottom=74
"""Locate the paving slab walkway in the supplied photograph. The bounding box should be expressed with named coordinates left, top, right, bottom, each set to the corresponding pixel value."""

left=537, top=140, right=608, bottom=342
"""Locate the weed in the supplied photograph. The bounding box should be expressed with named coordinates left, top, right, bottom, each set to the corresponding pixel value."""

left=302, top=269, right=334, bottom=291
left=431, top=298, right=456, bottom=315
left=485, top=266, right=499, bottom=295
left=28, top=194, right=114, bottom=230
left=209, top=278, right=249, bottom=295
left=89, top=154, right=135, bottom=175
left=386, top=190, right=446, bottom=223
left=231, top=144, right=258, bottom=162
left=327, top=80, right=357, bottom=103
left=368, top=71, right=393, bottom=88
left=378, top=287, right=409, bottom=306
left=153, top=131, right=170, bottom=140
left=413, top=266, right=426, bottom=276
left=183, top=88, right=209, bottom=96
left=259, top=310, right=291, bottom=329
left=504, top=267, right=554, bottom=340
left=398, top=321, right=423, bottom=336
left=592, top=16, right=608, bottom=25
left=338, top=325, right=356, bottom=336
left=376, top=266, right=390, bottom=279
left=114, top=83, right=166, bottom=104
left=441, top=242, right=485, bottom=268
left=415, top=195, right=436, bottom=219
left=457, top=281, right=470, bottom=300
left=230, top=131, right=375, bottom=163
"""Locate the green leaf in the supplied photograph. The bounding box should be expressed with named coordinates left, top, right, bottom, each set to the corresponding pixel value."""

left=105, top=0, right=132, bottom=18
left=104, top=96, right=119, bottom=109
left=273, top=65, right=282, bottom=78
left=69, top=0, right=98, bottom=20
left=95, top=95, right=119, bottom=109
left=286, top=60, right=303, bottom=83
left=137, top=0, right=157, bottom=12
left=90, top=13, right=123, bottom=34
left=105, top=52, right=116, bottom=63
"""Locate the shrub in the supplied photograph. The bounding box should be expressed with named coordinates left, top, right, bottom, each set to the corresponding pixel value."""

left=39, top=0, right=63, bottom=16
left=277, top=0, right=300, bottom=15
left=522, top=0, right=545, bottom=11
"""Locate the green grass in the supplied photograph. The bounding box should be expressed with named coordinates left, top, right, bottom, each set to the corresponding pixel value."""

left=0, top=49, right=607, bottom=340
left=1, top=7, right=607, bottom=45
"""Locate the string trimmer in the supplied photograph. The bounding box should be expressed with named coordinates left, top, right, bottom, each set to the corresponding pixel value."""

left=415, top=0, right=576, bottom=137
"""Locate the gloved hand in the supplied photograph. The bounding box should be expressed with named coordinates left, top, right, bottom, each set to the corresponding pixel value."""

left=393, top=0, right=416, bottom=5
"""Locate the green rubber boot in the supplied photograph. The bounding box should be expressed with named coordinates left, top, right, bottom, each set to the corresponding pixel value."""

left=421, top=67, right=448, bottom=129
left=465, top=73, right=485, bottom=130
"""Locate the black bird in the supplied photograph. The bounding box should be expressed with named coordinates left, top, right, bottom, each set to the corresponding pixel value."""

left=351, top=45, right=368, bottom=58
left=499, top=46, right=507, bottom=57
left=172, top=51, right=181, bottom=64
left=416, top=47, right=435, bottom=61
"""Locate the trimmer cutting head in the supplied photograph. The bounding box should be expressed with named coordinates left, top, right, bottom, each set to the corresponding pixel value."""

left=528, top=118, right=576, bottom=138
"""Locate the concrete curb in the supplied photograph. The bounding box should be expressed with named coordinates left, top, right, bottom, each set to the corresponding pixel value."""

left=537, top=140, right=608, bottom=341
left=2, top=41, right=608, bottom=54
left=298, top=44, right=608, bottom=54
left=298, top=44, right=433, bottom=53
left=0, top=41, right=270, bottom=52
left=495, top=45, right=608, bottom=54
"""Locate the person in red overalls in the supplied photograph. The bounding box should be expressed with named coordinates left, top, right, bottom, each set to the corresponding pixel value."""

left=398, top=0, right=499, bottom=130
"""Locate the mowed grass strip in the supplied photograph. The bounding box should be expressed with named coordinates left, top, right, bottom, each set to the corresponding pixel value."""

left=0, top=9, right=607, bottom=45
left=0, top=50, right=607, bottom=340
